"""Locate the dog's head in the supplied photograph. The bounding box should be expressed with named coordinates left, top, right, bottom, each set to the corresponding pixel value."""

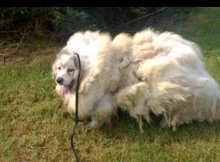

left=52, top=49, right=80, bottom=97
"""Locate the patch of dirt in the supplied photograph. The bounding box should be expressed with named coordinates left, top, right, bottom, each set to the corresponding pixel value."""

left=0, top=45, right=61, bottom=66
left=0, top=30, right=61, bottom=66
left=0, top=53, right=30, bottom=65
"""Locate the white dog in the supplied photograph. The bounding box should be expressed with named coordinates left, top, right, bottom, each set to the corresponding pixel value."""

left=52, top=31, right=120, bottom=128
left=52, top=29, right=220, bottom=132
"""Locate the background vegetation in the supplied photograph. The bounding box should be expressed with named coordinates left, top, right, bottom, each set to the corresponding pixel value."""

left=1, top=7, right=220, bottom=162
left=0, top=7, right=192, bottom=43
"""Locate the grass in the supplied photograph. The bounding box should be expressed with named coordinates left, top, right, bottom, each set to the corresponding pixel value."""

left=1, top=7, right=220, bottom=162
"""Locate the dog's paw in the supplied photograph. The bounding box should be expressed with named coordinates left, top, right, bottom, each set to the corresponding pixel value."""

left=137, top=115, right=144, bottom=134
left=87, top=120, right=104, bottom=129
left=160, top=119, right=170, bottom=128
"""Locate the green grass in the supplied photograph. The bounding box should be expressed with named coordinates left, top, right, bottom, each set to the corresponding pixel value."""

left=1, top=7, right=220, bottom=162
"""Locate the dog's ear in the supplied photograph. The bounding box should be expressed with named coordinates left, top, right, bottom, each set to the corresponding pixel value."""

left=71, top=54, right=79, bottom=68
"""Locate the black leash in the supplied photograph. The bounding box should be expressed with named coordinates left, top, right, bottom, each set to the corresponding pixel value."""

left=70, top=52, right=81, bottom=162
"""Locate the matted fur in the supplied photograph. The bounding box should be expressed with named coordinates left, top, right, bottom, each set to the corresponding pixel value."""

left=52, top=28, right=220, bottom=131
left=116, top=29, right=220, bottom=132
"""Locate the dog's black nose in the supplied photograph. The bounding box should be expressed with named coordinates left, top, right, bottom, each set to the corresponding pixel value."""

left=56, top=77, right=63, bottom=84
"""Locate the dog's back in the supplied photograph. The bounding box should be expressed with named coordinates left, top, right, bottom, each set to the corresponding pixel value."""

left=115, top=28, right=220, bottom=131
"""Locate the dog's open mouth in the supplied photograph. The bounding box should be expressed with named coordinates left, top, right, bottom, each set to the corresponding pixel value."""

left=61, top=85, right=71, bottom=97
left=60, top=80, right=75, bottom=97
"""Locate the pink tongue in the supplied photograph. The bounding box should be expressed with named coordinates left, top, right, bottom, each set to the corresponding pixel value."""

left=61, top=86, right=70, bottom=97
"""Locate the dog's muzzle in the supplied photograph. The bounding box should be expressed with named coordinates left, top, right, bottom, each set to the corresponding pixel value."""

left=56, top=77, right=64, bottom=85
left=56, top=78, right=75, bottom=97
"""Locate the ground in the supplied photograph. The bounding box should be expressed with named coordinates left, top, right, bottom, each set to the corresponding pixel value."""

left=1, top=7, right=220, bottom=162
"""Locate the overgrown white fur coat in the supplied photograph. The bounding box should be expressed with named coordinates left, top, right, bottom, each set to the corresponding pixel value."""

left=57, top=28, right=220, bottom=131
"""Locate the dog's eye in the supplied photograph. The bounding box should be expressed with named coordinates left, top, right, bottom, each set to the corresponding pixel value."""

left=67, top=69, right=75, bottom=72
left=58, top=67, right=61, bottom=70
